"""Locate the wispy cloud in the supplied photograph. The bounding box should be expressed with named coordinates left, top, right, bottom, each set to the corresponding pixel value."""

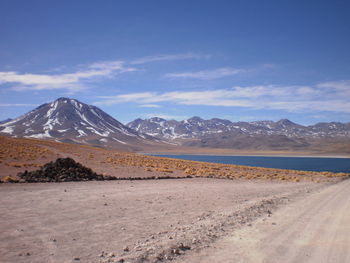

left=164, top=67, right=246, bottom=80
left=140, top=113, right=189, bottom=120
left=316, top=80, right=350, bottom=97
left=130, top=53, right=210, bottom=65
left=95, top=80, right=350, bottom=113
left=0, top=53, right=213, bottom=93
left=139, top=104, right=161, bottom=108
left=0, top=60, right=136, bottom=93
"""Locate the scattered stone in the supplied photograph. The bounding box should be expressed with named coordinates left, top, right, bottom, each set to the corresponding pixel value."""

left=134, top=246, right=142, bottom=251
left=17, top=158, right=111, bottom=183
left=172, top=248, right=180, bottom=255
left=123, top=246, right=130, bottom=252
left=178, top=243, right=191, bottom=251
left=146, top=247, right=155, bottom=253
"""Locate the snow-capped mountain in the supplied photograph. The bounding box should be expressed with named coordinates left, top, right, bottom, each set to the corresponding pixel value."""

left=1, top=98, right=349, bottom=152
left=127, top=117, right=350, bottom=140
left=0, top=97, right=159, bottom=149
left=127, top=117, right=350, bottom=151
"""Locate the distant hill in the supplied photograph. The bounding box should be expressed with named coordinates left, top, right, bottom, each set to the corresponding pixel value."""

left=0, top=98, right=165, bottom=151
left=0, top=118, right=12, bottom=124
left=127, top=117, right=350, bottom=153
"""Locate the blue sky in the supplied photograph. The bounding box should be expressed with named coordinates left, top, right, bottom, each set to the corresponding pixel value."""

left=0, top=0, right=349, bottom=125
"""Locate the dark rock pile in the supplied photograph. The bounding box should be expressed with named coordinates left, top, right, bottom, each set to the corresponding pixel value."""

left=17, top=157, right=109, bottom=182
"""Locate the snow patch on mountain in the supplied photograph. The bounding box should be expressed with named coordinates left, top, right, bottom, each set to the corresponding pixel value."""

left=127, top=117, right=350, bottom=141
left=27, top=130, right=52, bottom=139
left=1, top=126, right=14, bottom=134
left=0, top=97, right=159, bottom=149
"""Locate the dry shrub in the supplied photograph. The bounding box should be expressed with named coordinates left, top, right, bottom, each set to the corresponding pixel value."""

left=156, top=168, right=173, bottom=173
left=2, top=176, right=19, bottom=183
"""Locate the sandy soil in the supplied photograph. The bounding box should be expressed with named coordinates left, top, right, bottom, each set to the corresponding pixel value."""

left=0, top=178, right=321, bottom=263
left=1, top=136, right=349, bottom=182
left=1, top=136, right=349, bottom=263
left=175, top=178, right=350, bottom=263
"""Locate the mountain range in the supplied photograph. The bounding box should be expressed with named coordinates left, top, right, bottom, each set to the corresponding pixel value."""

left=127, top=117, right=350, bottom=152
left=1, top=97, right=349, bottom=154
left=127, top=117, right=350, bottom=140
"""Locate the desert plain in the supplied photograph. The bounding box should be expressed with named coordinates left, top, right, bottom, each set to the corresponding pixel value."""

left=0, top=135, right=349, bottom=263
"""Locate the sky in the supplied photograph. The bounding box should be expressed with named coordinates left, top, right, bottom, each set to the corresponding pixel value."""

left=0, top=0, right=350, bottom=125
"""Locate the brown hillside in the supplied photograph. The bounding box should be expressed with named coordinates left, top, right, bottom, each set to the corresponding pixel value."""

left=0, top=135, right=348, bottom=183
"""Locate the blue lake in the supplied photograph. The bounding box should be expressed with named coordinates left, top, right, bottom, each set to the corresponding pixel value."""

left=151, top=155, right=350, bottom=173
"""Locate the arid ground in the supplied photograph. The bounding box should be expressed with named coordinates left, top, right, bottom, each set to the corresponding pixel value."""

left=175, top=178, right=350, bottom=263
left=0, top=136, right=346, bottom=183
left=0, top=178, right=327, bottom=263
left=0, top=135, right=349, bottom=263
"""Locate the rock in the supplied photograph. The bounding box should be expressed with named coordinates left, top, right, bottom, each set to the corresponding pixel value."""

left=134, top=245, right=142, bottom=251
left=178, top=243, right=191, bottom=251
left=123, top=246, right=129, bottom=252
left=17, top=158, right=106, bottom=183
left=172, top=248, right=180, bottom=255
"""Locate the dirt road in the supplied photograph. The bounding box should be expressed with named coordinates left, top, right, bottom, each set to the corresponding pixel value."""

left=178, top=178, right=350, bottom=263
left=0, top=179, right=316, bottom=263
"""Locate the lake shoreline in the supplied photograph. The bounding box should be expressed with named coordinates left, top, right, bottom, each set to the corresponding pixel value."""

left=142, top=152, right=350, bottom=159
left=142, top=154, right=350, bottom=173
